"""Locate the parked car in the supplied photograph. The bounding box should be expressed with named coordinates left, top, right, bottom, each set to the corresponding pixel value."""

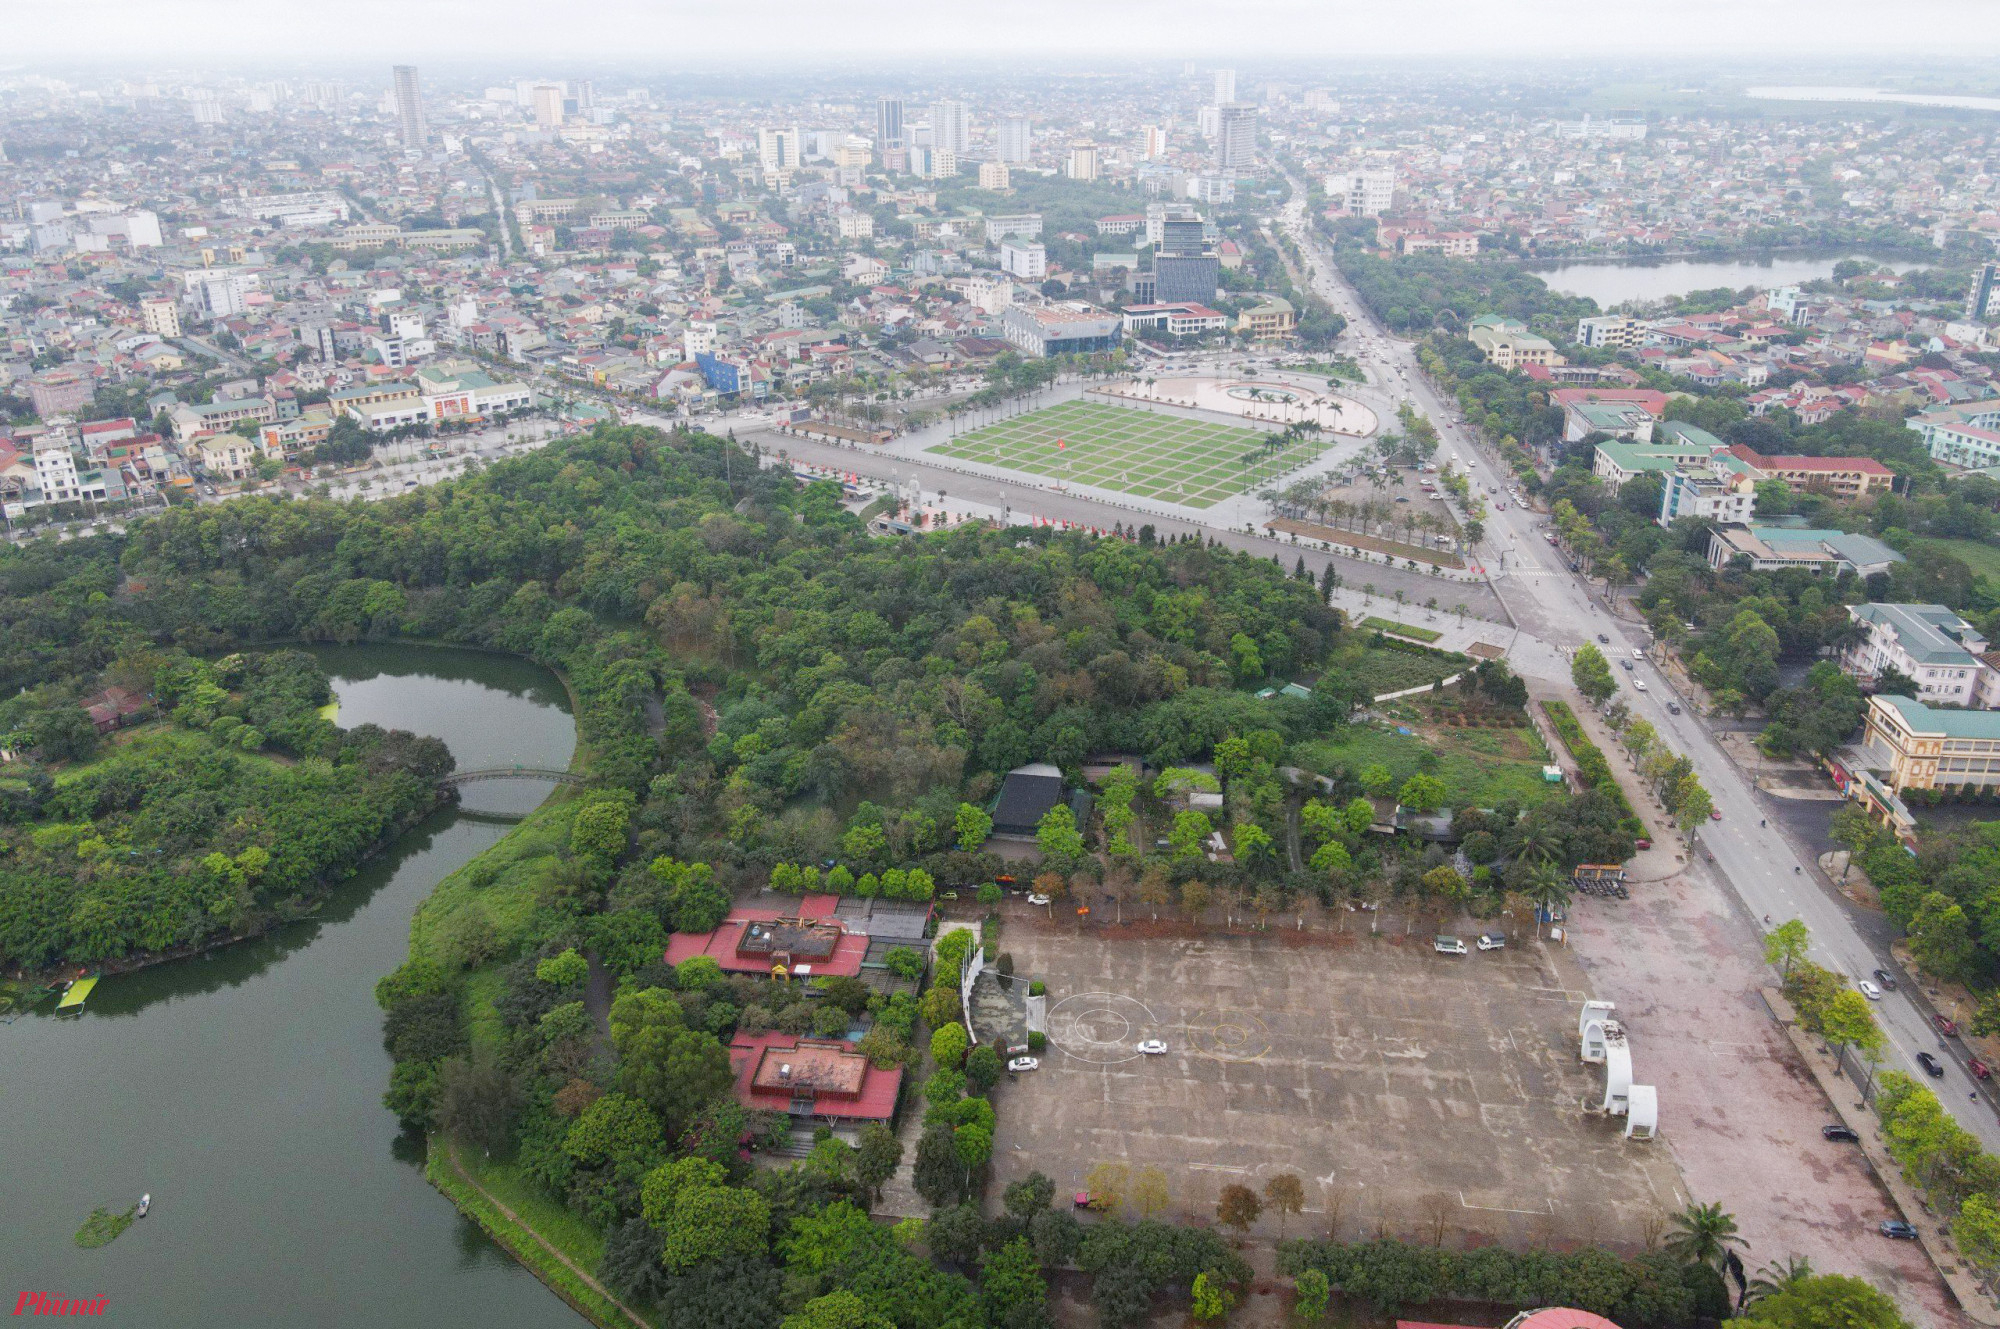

left=1709, top=808, right=1722, bottom=820
left=1137, top=1040, right=1168, bottom=1055
left=1872, top=968, right=1898, bottom=991
left=1917, top=1052, right=1946, bottom=1078
left=1822, top=1125, right=1861, bottom=1143
left=1935, top=1014, right=1960, bottom=1037
left=1858, top=980, right=1883, bottom=1001
left=1668, top=702, right=1682, bottom=714
left=1880, top=1220, right=1920, bottom=1240
left=1634, top=837, right=1652, bottom=850
left=1433, top=935, right=1467, bottom=955
left=1073, top=1191, right=1095, bottom=1210
left=1477, top=932, right=1506, bottom=951
left=1971, top=1058, right=1992, bottom=1081
left=1007, top=1057, right=1040, bottom=1073
left=1632, top=649, right=1645, bottom=659
left=1026, top=893, right=1051, bottom=906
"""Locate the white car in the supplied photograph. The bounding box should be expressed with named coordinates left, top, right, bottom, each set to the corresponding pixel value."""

left=1634, top=681, right=1648, bottom=691
left=1007, top=1057, right=1040, bottom=1072
left=1632, top=648, right=1645, bottom=659
left=1136, top=1040, right=1168, bottom=1055
left=1026, top=893, right=1051, bottom=906
left=1858, top=980, right=1883, bottom=1001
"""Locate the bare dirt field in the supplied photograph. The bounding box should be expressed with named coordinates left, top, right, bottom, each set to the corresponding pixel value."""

left=987, top=922, right=1683, bottom=1250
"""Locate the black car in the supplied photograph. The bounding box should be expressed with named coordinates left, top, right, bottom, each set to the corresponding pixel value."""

left=1872, top=968, right=1899, bottom=991
left=1880, top=1220, right=1919, bottom=1240
left=1822, top=1124, right=1861, bottom=1143
left=1917, top=1051, right=1946, bottom=1078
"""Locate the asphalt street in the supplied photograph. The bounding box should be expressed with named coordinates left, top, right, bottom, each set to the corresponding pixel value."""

left=1278, top=186, right=2000, bottom=1153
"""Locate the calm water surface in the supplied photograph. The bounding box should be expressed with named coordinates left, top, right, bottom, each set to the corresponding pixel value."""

left=4, top=645, right=581, bottom=1327
left=1532, top=253, right=1923, bottom=307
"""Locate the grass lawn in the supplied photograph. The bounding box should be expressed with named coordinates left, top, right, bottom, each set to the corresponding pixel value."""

left=928, top=399, right=1329, bottom=508
left=1347, top=647, right=1461, bottom=696
left=1361, top=616, right=1443, bottom=643
left=1917, top=538, right=2000, bottom=583
left=427, top=1139, right=642, bottom=1328
left=408, top=795, right=578, bottom=967
left=1291, top=720, right=1559, bottom=810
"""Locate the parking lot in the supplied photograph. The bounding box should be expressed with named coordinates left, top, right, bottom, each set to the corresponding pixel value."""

left=988, top=923, right=1684, bottom=1248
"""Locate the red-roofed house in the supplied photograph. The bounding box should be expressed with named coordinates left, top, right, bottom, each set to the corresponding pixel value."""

left=728, top=1030, right=903, bottom=1128
left=663, top=896, right=868, bottom=979
left=1726, top=446, right=1896, bottom=498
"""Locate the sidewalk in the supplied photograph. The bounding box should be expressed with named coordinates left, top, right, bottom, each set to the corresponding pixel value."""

left=1770, top=991, right=2000, bottom=1326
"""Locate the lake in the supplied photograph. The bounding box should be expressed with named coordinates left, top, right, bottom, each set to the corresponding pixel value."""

left=1530, top=253, right=1924, bottom=308
left=4, top=644, right=583, bottom=1327
left=1748, top=85, right=2000, bottom=114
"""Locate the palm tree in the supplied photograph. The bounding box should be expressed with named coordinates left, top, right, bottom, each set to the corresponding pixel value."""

left=1664, top=1201, right=1746, bottom=1272
left=1522, top=860, right=1570, bottom=935
left=1741, top=1256, right=1813, bottom=1309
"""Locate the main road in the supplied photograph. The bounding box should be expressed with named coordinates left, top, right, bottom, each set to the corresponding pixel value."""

left=1276, top=187, right=2000, bottom=1153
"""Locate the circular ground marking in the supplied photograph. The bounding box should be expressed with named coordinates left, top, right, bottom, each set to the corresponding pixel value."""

left=1046, top=991, right=1159, bottom=1065
left=1186, top=1010, right=1273, bottom=1062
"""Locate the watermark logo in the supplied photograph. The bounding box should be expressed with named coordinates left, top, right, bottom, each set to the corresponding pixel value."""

left=11, top=1292, right=107, bottom=1317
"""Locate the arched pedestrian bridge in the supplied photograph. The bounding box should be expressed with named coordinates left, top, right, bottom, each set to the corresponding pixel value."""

left=440, top=765, right=587, bottom=788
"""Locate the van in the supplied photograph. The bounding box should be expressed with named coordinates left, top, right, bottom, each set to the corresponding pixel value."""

left=1477, top=932, right=1506, bottom=951
left=1433, top=935, right=1467, bottom=956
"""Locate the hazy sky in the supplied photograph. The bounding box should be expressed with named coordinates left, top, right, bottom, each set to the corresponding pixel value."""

left=12, top=0, right=2000, bottom=66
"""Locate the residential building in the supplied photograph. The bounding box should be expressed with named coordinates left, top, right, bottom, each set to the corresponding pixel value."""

left=1725, top=446, right=1896, bottom=498
left=1911, top=414, right=2000, bottom=471
left=984, top=214, right=1042, bottom=244
left=1141, top=124, right=1169, bottom=159
left=977, top=162, right=1010, bottom=190
left=27, top=366, right=96, bottom=418
left=1841, top=604, right=1999, bottom=708
left=1575, top=315, right=1643, bottom=349
left=1001, top=302, right=1122, bottom=357
left=1237, top=297, right=1296, bottom=340
left=930, top=99, right=969, bottom=155
left=1324, top=168, right=1395, bottom=216
left=1705, top=523, right=1904, bottom=577
left=1185, top=175, right=1236, bottom=204
left=1065, top=143, right=1100, bottom=182
left=1400, top=230, right=1480, bottom=257
left=140, top=298, right=182, bottom=339
left=1968, top=262, right=2000, bottom=321
left=1554, top=388, right=1669, bottom=443
left=392, top=65, right=426, bottom=150
left=999, top=238, right=1047, bottom=280
left=1213, top=69, right=1237, bottom=105
left=1860, top=695, right=2000, bottom=795
left=1121, top=302, right=1230, bottom=337
left=1468, top=315, right=1561, bottom=371
left=757, top=127, right=801, bottom=176
left=1214, top=104, right=1257, bottom=170
left=1592, top=434, right=1720, bottom=486
left=997, top=116, right=1031, bottom=164
left=531, top=83, right=564, bottom=129
left=1658, top=465, right=1754, bottom=528
left=876, top=98, right=904, bottom=150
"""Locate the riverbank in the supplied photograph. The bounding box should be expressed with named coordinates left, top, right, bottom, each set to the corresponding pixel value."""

left=3, top=643, right=584, bottom=1329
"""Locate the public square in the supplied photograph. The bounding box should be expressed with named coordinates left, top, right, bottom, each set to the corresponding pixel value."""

left=987, top=922, right=1685, bottom=1249
left=927, top=399, right=1333, bottom=509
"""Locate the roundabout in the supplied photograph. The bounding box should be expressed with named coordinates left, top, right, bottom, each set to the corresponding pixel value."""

left=1045, top=991, right=1161, bottom=1065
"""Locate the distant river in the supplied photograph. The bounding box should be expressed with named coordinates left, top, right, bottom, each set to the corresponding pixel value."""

left=1748, top=85, right=2000, bottom=113
left=3, top=644, right=582, bottom=1328
left=1529, top=253, right=1924, bottom=308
